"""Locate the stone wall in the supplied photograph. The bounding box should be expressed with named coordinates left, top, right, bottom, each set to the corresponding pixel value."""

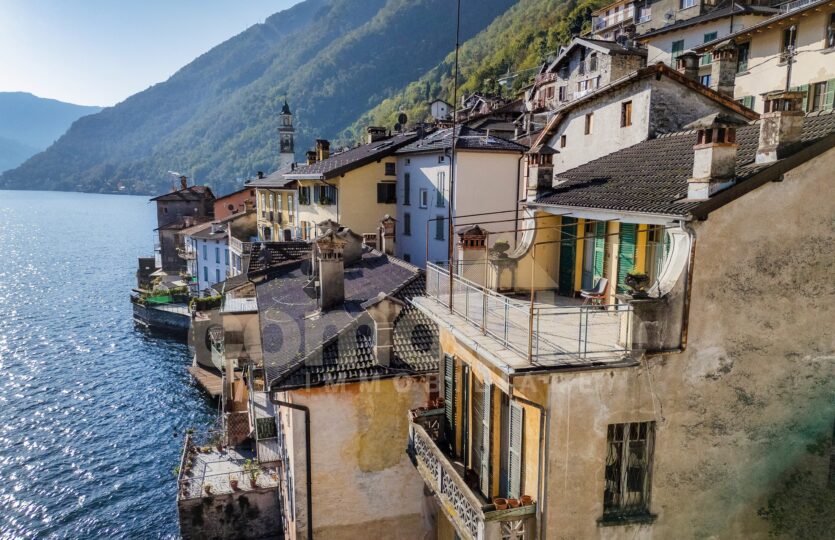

left=178, top=488, right=282, bottom=540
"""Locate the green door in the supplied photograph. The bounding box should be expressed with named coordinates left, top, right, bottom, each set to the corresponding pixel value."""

left=593, top=222, right=606, bottom=284
left=558, top=217, right=577, bottom=296
left=617, top=224, right=637, bottom=293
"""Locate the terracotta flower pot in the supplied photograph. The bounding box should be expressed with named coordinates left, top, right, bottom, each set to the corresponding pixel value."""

left=493, top=498, right=508, bottom=510
left=508, top=498, right=520, bottom=508
left=250, top=477, right=258, bottom=489
left=520, top=495, right=533, bottom=506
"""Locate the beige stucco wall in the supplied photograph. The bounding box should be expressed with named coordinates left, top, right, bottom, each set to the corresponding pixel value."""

left=283, top=376, right=431, bottom=540
left=733, top=10, right=835, bottom=111
left=643, top=15, right=765, bottom=66
left=536, top=146, right=835, bottom=539
left=256, top=187, right=295, bottom=241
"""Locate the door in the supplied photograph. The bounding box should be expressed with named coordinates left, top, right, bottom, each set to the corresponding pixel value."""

left=581, top=221, right=598, bottom=289
left=461, top=364, right=470, bottom=465
left=617, top=224, right=637, bottom=293
left=558, top=217, right=578, bottom=296
left=471, top=379, right=485, bottom=492
left=443, top=354, right=456, bottom=455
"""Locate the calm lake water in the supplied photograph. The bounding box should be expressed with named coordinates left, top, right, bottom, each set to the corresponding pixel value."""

left=0, top=191, right=217, bottom=539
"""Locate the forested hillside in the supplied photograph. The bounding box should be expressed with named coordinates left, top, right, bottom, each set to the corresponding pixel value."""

left=0, top=0, right=514, bottom=195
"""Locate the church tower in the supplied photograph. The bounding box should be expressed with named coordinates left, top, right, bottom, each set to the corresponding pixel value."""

left=278, top=99, right=295, bottom=171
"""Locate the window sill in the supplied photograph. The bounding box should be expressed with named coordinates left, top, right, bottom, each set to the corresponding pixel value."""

left=598, top=513, right=657, bottom=527
left=822, top=48, right=835, bottom=55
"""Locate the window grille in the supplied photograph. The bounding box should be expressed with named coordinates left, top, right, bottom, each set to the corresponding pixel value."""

left=603, top=421, right=655, bottom=520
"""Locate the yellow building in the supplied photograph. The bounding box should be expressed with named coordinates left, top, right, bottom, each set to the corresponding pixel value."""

left=408, top=100, right=835, bottom=539
left=284, top=130, right=420, bottom=240
left=248, top=171, right=298, bottom=241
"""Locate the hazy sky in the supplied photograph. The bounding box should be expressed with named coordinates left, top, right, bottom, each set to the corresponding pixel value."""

left=0, top=0, right=299, bottom=107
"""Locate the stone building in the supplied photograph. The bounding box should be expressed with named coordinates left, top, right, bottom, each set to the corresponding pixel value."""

left=149, top=177, right=215, bottom=273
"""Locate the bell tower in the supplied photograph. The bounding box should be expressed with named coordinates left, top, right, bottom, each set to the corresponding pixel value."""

left=278, top=99, right=295, bottom=171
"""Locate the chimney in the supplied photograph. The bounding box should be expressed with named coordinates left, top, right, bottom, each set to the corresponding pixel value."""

left=257, top=171, right=265, bottom=179
left=710, top=41, right=737, bottom=97
left=316, top=139, right=330, bottom=162
left=360, top=293, right=406, bottom=368
left=675, top=52, right=700, bottom=82
left=378, top=215, right=396, bottom=255
left=457, top=225, right=489, bottom=287
left=315, top=229, right=347, bottom=310
left=525, top=144, right=557, bottom=200
left=685, top=113, right=746, bottom=200
left=366, top=126, right=389, bottom=144
left=306, top=150, right=317, bottom=165
left=180, top=175, right=188, bottom=190
left=756, top=90, right=805, bottom=164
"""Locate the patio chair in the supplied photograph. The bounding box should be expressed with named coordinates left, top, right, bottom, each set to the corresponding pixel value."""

left=581, top=278, right=608, bottom=307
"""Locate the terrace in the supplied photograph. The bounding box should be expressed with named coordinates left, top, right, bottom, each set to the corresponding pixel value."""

left=414, top=262, right=633, bottom=370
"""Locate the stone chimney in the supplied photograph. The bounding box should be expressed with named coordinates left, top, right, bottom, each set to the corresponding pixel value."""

left=257, top=171, right=265, bottom=180
left=525, top=144, right=556, bottom=200
left=457, top=225, right=489, bottom=287
left=361, top=293, right=406, bottom=368
left=366, top=126, right=389, bottom=144
left=675, top=52, right=700, bottom=82
left=316, top=139, right=330, bottom=162
left=306, top=150, right=317, bottom=165
left=378, top=215, right=396, bottom=255
left=180, top=175, right=188, bottom=190
left=315, top=229, right=347, bottom=311
left=710, top=41, right=738, bottom=97
left=756, top=90, right=805, bottom=164
left=685, top=113, right=746, bottom=200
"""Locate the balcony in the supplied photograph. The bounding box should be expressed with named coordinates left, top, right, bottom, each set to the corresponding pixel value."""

left=418, top=262, right=632, bottom=368
left=592, top=6, right=636, bottom=32
left=409, top=411, right=536, bottom=540
left=534, top=72, right=557, bottom=85
left=177, top=248, right=196, bottom=260
left=230, top=237, right=252, bottom=256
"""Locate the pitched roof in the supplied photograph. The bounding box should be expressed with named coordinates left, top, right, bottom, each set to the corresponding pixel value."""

left=256, top=250, right=438, bottom=389
left=245, top=167, right=296, bottom=189
left=546, top=37, right=646, bottom=73
left=247, top=241, right=312, bottom=278
left=150, top=185, right=214, bottom=202
left=396, top=125, right=528, bottom=155
left=638, top=2, right=778, bottom=40
left=531, top=109, right=835, bottom=218
left=156, top=216, right=212, bottom=232
left=284, top=132, right=420, bottom=180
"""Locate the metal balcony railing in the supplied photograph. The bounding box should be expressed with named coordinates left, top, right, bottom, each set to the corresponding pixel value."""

left=780, top=0, right=817, bottom=12
left=424, top=262, right=632, bottom=365
left=230, top=237, right=253, bottom=256
left=409, top=417, right=536, bottom=540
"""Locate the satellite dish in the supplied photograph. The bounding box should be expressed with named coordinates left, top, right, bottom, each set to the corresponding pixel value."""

left=394, top=123, right=402, bottom=132
left=398, top=113, right=408, bottom=125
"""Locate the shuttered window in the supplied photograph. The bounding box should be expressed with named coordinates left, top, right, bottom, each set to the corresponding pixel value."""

left=825, top=80, right=835, bottom=110
left=507, top=401, right=524, bottom=499
left=593, top=222, right=606, bottom=284
left=480, top=383, right=492, bottom=497
left=472, top=379, right=485, bottom=493
left=444, top=355, right=456, bottom=454
left=617, top=224, right=638, bottom=293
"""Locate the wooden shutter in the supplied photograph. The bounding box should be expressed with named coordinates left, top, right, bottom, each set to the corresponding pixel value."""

left=558, top=217, right=577, bottom=296
left=593, top=222, right=606, bottom=283
left=617, top=224, right=637, bottom=293
left=825, top=80, right=835, bottom=110
left=480, top=383, right=492, bottom=497
left=444, top=355, right=456, bottom=454
left=508, top=401, right=524, bottom=499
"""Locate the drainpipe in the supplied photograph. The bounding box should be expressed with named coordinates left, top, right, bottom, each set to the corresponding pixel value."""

left=508, top=377, right=549, bottom=540
left=515, top=152, right=525, bottom=250
left=272, top=397, right=313, bottom=540
left=679, top=221, right=698, bottom=352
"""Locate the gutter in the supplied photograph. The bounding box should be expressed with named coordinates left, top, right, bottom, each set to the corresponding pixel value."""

left=270, top=396, right=313, bottom=540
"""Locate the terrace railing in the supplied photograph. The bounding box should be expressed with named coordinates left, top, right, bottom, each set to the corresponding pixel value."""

left=425, top=262, right=632, bottom=365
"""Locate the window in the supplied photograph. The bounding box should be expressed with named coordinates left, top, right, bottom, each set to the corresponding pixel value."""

left=298, top=186, right=311, bottom=205
left=202, top=244, right=208, bottom=260
left=680, top=0, right=696, bottom=8
left=701, top=32, right=718, bottom=65
left=671, top=40, right=684, bottom=64
left=403, top=212, right=411, bottom=236
left=377, top=182, right=397, bottom=204
left=403, top=253, right=411, bottom=263
left=558, top=86, right=567, bottom=101
left=419, top=188, right=428, bottom=208
left=215, top=269, right=220, bottom=284
left=603, top=422, right=655, bottom=521
left=203, top=266, right=208, bottom=283
left=621, top=101, right=633, bottom=127
left=224, top=248, right=229, bottom=266
left=736, top=42, right=750, bottom=73
left=385, top=162, right=396, bottom=176
left=435, top=216, right=445, bottom=240
left=316, top=185, right=337, bottom=205
left=288, top=194, right=294, bottom=213
left=436, top=172, right=446, bottom=208
left=810, top=81, right=828, bottom=112
left=585, top=113, right=594, bottom=135
left=781, top=26, right=797, bottom=61
left=699, top=74, right=712, bottom=86
left=828, top=13, right=835, bottom=49
left=215, top=247, right=220, bottom=264
left=438, top=155, right=446, bottom=164
left=738, top=96, right=755, bottom=109
left=406, top=158, right=411, bottom=166
left=276, top=194, right=282, bottom=212
left=589, top=53, right=598, bottom=72
left=403, top=173, right=411, bottom=205
left=560, top=134, right=567, bottom=148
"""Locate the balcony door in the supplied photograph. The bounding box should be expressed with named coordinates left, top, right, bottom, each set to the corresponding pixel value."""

left=471, top=378, right=492, bottom=498
left=558, top=217, right=578, bottom=296
left=582, top=221, right=605, bottom=289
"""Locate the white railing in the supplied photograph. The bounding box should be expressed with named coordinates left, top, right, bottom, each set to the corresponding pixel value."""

left=425, top=262, right=632, bottom=364
left=780, top=0, right=817, bottom=12
left=230, top=237, right=252, bottom=256
left=593, top=5, right=636, bottom=31
left=410, top=421, right=535, bottom=540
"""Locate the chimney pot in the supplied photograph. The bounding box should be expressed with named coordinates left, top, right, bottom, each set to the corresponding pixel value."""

left=685, top=113, right=745, bottom=200
left=306, top=150, right=317, bottom=165
left=180, top=175, right=188, bottom=190
left=366, top=126, right=389, bottom=144
left=315, top=229, right=347, bottom=310
left=710, top=42, right=738, bottom=97
left=756, top=90, right=805, bottom=164
left=675, top=52, right=700, bottom=82
left=316, top=139, right=330, bottom=162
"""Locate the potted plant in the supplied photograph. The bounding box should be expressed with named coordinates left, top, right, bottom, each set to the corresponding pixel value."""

left=520, top=495, right=533, bottom=506
left=230, top=475, right=240, bottom=491
left=493, top=498, right=508, bottom=510
left=243, top=459, right=261, bottom=488
left=507, top=498, right=520, bottom=508
left=625, top=272, right=651, bottom=299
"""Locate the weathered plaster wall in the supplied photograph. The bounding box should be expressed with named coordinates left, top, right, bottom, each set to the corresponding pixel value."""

left=178, top=489, right=282, bottom=540
left=540, top=146, right=835, bottom=539
left=285, top=377, right=430, bottom=540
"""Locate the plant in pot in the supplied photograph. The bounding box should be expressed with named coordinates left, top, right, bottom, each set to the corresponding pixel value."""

left=243, top=459, right=261, bottom=488
left=520, top=495, right=533, bottom=506
left=625, top=272, right=651, bottom=299
left=229, top=475, right=240, bottom=491
left=493, top=498, right=508, bottom=510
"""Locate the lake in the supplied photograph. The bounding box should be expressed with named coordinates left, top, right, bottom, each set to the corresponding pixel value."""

left=0, top=190, right=217, bottom=538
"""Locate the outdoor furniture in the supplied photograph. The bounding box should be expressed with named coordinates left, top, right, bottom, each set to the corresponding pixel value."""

left=581, top=278, right=608, bottom=307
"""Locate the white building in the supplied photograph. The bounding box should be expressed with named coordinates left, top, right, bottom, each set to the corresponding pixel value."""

left=393, top=126, right=527, bottom=268
left=430, top=99, right=452, bottom=121
left=182, top=222, right=230, bottom=293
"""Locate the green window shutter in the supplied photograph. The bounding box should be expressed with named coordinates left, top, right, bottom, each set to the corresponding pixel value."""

left=444, top=355, right=456, bottom=454
left=825, top=80, right=835, bottom=110
left=480, top=383, right=492, bottom=498
left=593, top=222, right=606, bottom=283
left=508, top=401, right=524, bottom=499
left=617, top=224, right=637, bottom=293
left=800, top=84, right=810, bottom=112
left=558, top=217, right=577, bottom=296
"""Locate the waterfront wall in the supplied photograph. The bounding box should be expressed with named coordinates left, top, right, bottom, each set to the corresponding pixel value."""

left=178, top=488, right=282, bottom=540
left=132, top=302, right=191, bottom=336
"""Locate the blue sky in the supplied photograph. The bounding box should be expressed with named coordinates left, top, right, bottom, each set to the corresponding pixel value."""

left=0, top=0, right=299, bottom=107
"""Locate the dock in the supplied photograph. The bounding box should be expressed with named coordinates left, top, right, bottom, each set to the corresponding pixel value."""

left=187, top=363, right=223, bottom=398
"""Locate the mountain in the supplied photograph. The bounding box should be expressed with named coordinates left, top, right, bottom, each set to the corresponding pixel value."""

left=0, top=0, right=517, bottom=195
left=0, top=92, right=101, bottom=172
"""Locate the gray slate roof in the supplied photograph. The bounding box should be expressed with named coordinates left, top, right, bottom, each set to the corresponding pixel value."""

left=285, top=132, right=420, bottom=179
left=247, top=242, right=312, bottom=277
left=256, top=250, right=439, bottom=390
left=396, top=125, right=528, bottom=155
left=533, top=110, right=835, bottom=218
